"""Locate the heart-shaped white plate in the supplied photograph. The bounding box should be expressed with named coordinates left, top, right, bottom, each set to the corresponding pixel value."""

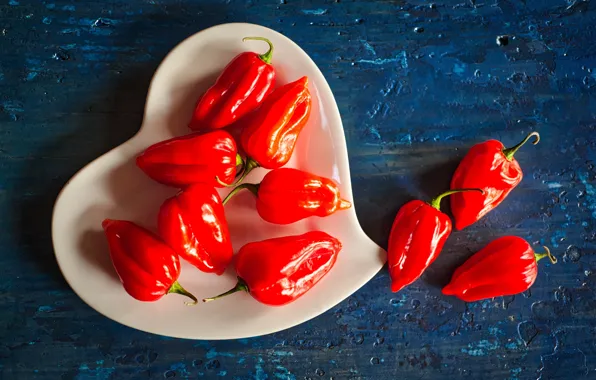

left=52, top=23, right=386, bottom=339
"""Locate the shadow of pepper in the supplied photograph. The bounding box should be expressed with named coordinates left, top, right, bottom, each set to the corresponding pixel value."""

left=15, top=5, right=232, bottom=288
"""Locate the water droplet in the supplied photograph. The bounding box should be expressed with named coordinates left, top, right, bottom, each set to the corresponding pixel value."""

left=355, top=18, right=364, bottom=24
left=205, top=359, right=220, bottom=370
left=517, top=321, right=538, bottom=346
left=414, top=26, right=424, bottom=33
left=496, top=35, right=509, bottom=46
left=554, top=287, right=572, bottom=304
left=315, top=368, right=325, bottom=376
left=352, top=334, right=364, bottom=345
left=279, top=0, right=286, bottom=3
left=374, top=337, right=385, bottom=347
left=411, top=299, right=421, bottom=309
left=531, top=301, right=557, bottom=320
left=564, top=245, right=581, bottom=263
left=52, top=49, right=70, bottom=61
left=474, top=69, right=481, bottom=77
left=389, top=298, right=401, bottom=306
left=584, top=270, right=592, bottom=276
left=429, top=3, right=436, bottom=9
left=370, top=357, right=380, bottom=365
left=164, top=370, right=176, bottom=378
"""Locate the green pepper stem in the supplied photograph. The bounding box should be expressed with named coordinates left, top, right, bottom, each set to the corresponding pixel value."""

left=222, top=183, right=260, bottom=205
left=429, top=188, right=484, bottom=211
left=216, top=157, right=260, bottom=187
left=503, top=131, right=540, bottom=161
left=202, top=278, right=249, bottom=303
left=236, top=153, right=244, bottom=167
left=243, top=37, right=274, bottom=64
left=168, top=281, right=198, bottom=305
left=535, top=246, right=557, bottom=264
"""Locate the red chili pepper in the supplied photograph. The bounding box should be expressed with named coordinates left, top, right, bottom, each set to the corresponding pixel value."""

left=443, top=236, right=556, bottom=302
left=189, top=37, right=276, bottom=130
left=228, top=76, right=311, bottom=184
left=388, top=189, right=483, bottom=293
left=101, top=219, right=197, bottom=304
left=158, top=184, right=233, bottom=275
left=203, top=231, right=342, bottom=306
left=450, top=131, right=540, bottom=230
left=136, top=130, right=241, bottom=188
left=221, top=168, right=352, bottom=224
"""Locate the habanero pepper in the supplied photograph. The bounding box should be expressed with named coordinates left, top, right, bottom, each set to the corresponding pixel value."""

left=136, top=130, right=241, bottom=188
left=388, top=189, right=483, bottom=293
left=221, top=168, right=352, bottom=224
left=102, top=219, right=197, bottom=304
left=443, top=236, right=557, bottom=302
left=189, top=37, right=276, bottom=130
left=158, top=183, right=233, bottom=275
left=450, top=131, right=540, bottom=230
left=203, top=231, right=342, bottom=306
left=222, top=76, right=311, bottom=185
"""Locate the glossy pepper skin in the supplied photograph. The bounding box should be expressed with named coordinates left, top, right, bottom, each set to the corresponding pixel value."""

left=236, top=76, right=311, bottom=180
left=450, top=132, right=540, bottom=230
left=136, top=130, right=240, bottom=188
left=388, top=189, right=483, bottom=293
left=158, top=184, right=233, bottom=275
left=203, top=231, right=342, bottom=306
left=189, top=37, right=276, bottom=130
left=443, top=236, right=556, bottom=302
left=101, top=219, right=197, bottom=304
left=221, top=168, right=352, bottom=224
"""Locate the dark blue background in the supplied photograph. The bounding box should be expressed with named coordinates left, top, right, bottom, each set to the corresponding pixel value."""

left=1, top=0, right=595, bottom=379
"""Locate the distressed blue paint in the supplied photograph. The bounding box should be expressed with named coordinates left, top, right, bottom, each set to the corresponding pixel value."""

left=1, top=0, right=596, bottom=379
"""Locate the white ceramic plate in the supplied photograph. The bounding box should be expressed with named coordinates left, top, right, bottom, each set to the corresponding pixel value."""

left=51, top=23, right=387, bottom=340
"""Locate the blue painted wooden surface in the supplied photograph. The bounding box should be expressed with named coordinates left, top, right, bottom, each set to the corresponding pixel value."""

left=1, top=0, right=595, bottom=378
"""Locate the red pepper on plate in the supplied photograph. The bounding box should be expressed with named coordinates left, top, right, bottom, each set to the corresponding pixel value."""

left=203, top=231, right=342, bottom=306
left=388, top=188, right=483, bottom=293
left=442, top=236, right=556, bottom=302
left=228, top=76, right=311, bottom=183
left=450, top=131, right=540, bottom=230
left=102, top=219, right=197, bottom=304
left=136, top=130, right=241, bottom=188
left=189, top=37, right=276, bottom=130
left=158, top=183, right=233, bottom=275
left=221, top=168, right=352, bottom=224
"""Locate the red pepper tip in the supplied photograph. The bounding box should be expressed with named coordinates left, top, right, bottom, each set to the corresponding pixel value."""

left=101, top=219, right=115, bottom=229
left=339, top=199, right=352, bottom=210
left=298, top=76, right=309, bottom=86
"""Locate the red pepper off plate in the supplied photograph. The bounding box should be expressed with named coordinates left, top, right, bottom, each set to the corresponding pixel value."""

left=227, top=76, right=311, bottom=184
left=221, top=168, right=351, bottom=224
left=102, top=219, right=197, bottom=304
left=189, top=37, right=276, bottom=130
left=388, top=189, right=483, bottom=293
left=203, top=231, right=342, bottom=306
left=450, top=131, right=540, bottom=230
left=158, top=184, right=233, bottom=275
left=443, top=236, right=557, bottom=302
left=136, top=130, right=240, bottom=188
